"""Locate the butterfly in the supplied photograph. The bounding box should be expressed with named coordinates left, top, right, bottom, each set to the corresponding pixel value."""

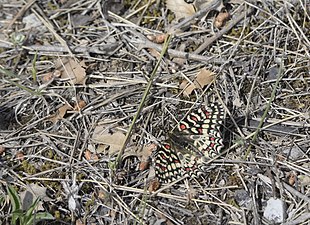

left=154, top=103, right=224, bottom=183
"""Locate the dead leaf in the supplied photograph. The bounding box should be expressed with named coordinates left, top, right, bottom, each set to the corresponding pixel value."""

left=55, top=58, right=87, bottom=85
left=147, top=33, right=167, bottom=44
left=288, top=172, right=296, bottom=186
left=49, top=104, right=72, bottom=123
left=214, top=12, right=230, bottom=28
left=0, top=146, right=5, bottom=156
left=139, top=161, right=149, bottom=171
left=41, top=70, right=61, bottom=83
left=148, top=179, right=160, bottom=192
left=166, top=0, right=195, bottom=21
left=92, top=126, right=126, bottom=156
left=16, top=151, right=25, bottom=161
left=148, top=48, right=161, bottom=59
left=84, top=149, right=99, bottom=161
left=73, top=100, right=86, bottom=111
left=181, top=68, right=216, bottom=96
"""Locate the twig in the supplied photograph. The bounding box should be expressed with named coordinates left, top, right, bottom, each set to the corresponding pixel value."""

left=0, top=41, right=120, bottom=55
left=114, top=35, right=172, bottom=170
left=128, top=31, right=226, bottom=64
left=194, top=5, right=254, bottom=54
left=244, top=62, right=284, bottom=158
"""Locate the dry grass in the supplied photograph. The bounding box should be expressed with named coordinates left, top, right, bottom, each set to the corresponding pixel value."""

left=0, top=0, right=309, bottom=224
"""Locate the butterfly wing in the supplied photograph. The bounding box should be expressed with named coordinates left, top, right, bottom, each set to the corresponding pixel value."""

left=154, top=103, right=224, bottom=183
left=154, top=143, right=185, bottom=183
left=155, top=143, right=206, bottom=183
left=176, top=103, right=224, bottom=158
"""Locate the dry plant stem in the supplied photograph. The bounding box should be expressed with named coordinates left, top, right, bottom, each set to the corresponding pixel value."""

left=245, top=63, right=284, bottom=158
left=194, top=5, right=254, bottom=54
left=0, top=41, right=120, bottom=55
left=135, top=37, right=226, bottom=64
left=282, top=213, right=310, bottom=225
left=245, top=53, right=265, bottom=126
left=3, top=0, right=36, bottom=31
left=115, top=35, right=172, bottom=170
left=27, top=1, right=74, bottom=57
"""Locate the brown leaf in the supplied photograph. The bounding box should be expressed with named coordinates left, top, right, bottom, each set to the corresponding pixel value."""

left=55, top=58, right=87, bottom=85
left=16, top=151, right=25, bottom=161
left=166, top=0, right=195, bottom=21
left=215, top=12, right=230, bottom=28
left=148, top=179, right=160, bottom=192
left=139, top=161, right=150, bottom=171
left=49, top=104, right=72, bottom=123
left=92, top=126, right=126, bottom=156
left=73, top=100, right=86, bottom=111
left=41, top=70, right=61, bottom=84
left=288, top=172, right=296, bottom=186
left=84, top=149, right=99, bottom=161
left=0, top=146, right=5, bottom=156
left=147, top=34, right=167, bottom=44
left=181, top=68, right=216, bottom=96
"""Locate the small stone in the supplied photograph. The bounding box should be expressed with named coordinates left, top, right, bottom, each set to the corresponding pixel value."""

left=263, top=198, right=287, bottom=223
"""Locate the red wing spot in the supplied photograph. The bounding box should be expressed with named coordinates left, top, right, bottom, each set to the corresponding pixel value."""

left=191, top=116, right=198, bottom=121
left=210, top=137, right=215, bottom=141
left=161, top=155, right=167, bottom=160
left=160, top=166, right=166, bottom=171
left=164, top=144, right=170, bottom=149
left=198, top=128, right=203, bottom=134
left=210, top=143, right=215, bottom=147
left=180, top=124, right=187, bottom=130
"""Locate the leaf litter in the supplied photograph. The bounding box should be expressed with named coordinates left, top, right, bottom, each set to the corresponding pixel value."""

left=0, top=0, right=309, bottom=224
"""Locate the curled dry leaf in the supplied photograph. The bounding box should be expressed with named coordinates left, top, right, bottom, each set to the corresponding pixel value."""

left=214, top=12, right=230, bottom=28
left=166, top=0, right=195, bottom=21
left=42, top=70, right=61, bottom=84
left=84, top=149, right=99, bottom=161
left=16, top=151, right=25, bottom=161
left=55, top=58, right=87, bottom=85
left=148, top=179, right=161, bottom=192
left=73, top=100, right=86, bottom=111
left=181, top=68, right=216, bottom=97
left=0, top=146, right=5, bottom=155
left=147, top=33, right=167, bottom=44
left=49, top=103, right=72, bottom=123
left=288, top=171, right=296, bottom=186
left=139, top=143, right=157, bottom=171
